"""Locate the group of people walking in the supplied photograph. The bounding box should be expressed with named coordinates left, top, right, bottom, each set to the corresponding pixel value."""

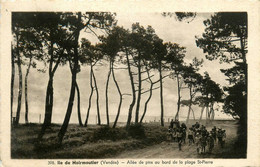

left=168, top=120, right=226, bottom=154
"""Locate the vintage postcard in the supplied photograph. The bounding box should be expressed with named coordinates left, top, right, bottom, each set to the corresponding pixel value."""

left=1, top=0, right=260, bottom=166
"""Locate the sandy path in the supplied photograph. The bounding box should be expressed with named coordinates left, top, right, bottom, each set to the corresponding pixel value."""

left=115, top=141, right=204, bottom=158
left=115, top=122, right=237, bottom=159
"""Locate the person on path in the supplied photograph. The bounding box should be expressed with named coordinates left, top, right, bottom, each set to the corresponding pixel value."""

left=177, top=129, right=183, bottom=151
left=188, top=128, right=194, bottom=145
left=195, top=132, right=201, bottom=154
left=207, top=133, right=214, bottom=153
left=200, top=135, right=207, bottom=154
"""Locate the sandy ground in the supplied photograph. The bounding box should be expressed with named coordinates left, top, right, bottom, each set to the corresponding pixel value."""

left=11, top=120, right=240, bottom=159
left=114, top=121, right=238, bottom=158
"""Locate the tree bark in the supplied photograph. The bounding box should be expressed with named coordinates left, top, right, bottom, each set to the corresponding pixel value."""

left=159, top=62, right=164, bottom=126
left=125, top=50, right=136, bottom=127
left=14, top=36, right=22, bottom=126
left=206, top=103, right=210, bottom=124
left=84, top=64, right=94, bottom=127
left=105, top=61, right=112, bottom=125
left=112, top=62, right=123, bottom=128
left=199, top=106, right=205, bottom=122
left=186, top=86, right=192, bottom=123
left=75, top=81, right=83, bottom=126
left=25, top=56, right=32, bottom=124
left=38, top=41, right=54, bottom=140
left=175, top=74, right=181, bottom=121
left=135, top=58, right=142, bottom=123
left=140, top=64, right=153, bottom=124
left=11, top=49, right=15, bottom=125
left=92, top=68, right=101, bottom=125
left=210, top=102, right=215, bottom=120
left=58, top=12, right=81, bottom=144
left=191, top=108, right=196, bottom=120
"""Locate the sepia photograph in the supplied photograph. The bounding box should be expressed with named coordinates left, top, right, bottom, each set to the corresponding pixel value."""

left=1, top=1, right=260, bottom=166
left=10, top=11, right=247, bottom=159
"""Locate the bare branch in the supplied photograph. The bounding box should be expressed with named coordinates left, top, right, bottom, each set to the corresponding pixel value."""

left=152, top=74, right=171, bottom=84
left=135, top=88, right=144, bottom=92
left=122, top=93, right=132, bottom=96
left=141, top=74, right=155, bottom=82
left=141, top=86, right=160, bottom=94
left=113, top=67, right=128, bottom=70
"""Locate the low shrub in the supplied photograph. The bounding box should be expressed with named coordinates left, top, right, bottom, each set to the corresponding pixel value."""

left=92, top=126, right=128, bottom=142
left=127, top=123, right=146, bottom=139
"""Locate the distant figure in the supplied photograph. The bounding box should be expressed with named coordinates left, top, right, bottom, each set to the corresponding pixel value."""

left=177, top=129, right=183, bottom=151
left=200, top=135, right=207, bottom=154
left=170, top=119, right=174, bottom=129
left=222, top=130, right=226, bottom=147
left=172, top=119, right=180, bottom=129
left=194, top=122, right=200, bottom=129
left=195, top=132, right=201, bottom=154
left=182, top=127, right=187, bottom=144
left=188, top=128, right=194, bottom=145
left=167, top=127, right=173, bottom=141
left=181, top=123, right=187, bottom=130
left=172, top=129, right=177, bottom=142
left=211, top=126, right=217, bottom=141
left=217, top=128, right=224, bottom=148
left=207, top=134, right=215, bottom=153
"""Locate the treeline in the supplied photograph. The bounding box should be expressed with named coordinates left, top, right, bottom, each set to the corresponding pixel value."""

left=11, top=12, right=247, bottom=145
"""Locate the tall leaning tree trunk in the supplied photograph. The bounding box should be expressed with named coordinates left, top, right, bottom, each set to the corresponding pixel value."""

left=14, top=42, right=22, bottom=126
left=186, top=86, right=192, bottom=123
left=140, top=65, right=153, bottom=124
left=159, top=62, right=164, bottom=126
left=85, top=64, right=94, bottom=127
left=58, top=12, right=81, bottom=144
left=11, top=49, right=15, bottom=125
left=191, top=108, right=196, bottom=120
left=199, top=106, right=205, bottom=122
left=38, top=42, right=54, bottom=140
left=92, top=69, right=101, bottom=125
left=112, top=63, right=123, bottom=128
left=25, top=56, right=32, bottom=124
left=206, top=102, right=210, bottom=124
left=210, top=102, right=215, bottom=120
left=75, top=81, right=83, bottom=126
left=135, top=58, right=142, bottom=124
left=126, top=50, right=136, bottom=127
left=44, top=41, right=54, bottom=127
left=105, top=61, right=112, bottom=125
left=175, top=74, right=181, bottom=121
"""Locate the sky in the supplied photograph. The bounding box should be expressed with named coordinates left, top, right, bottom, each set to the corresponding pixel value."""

left=12, top=12, right=234, bottom=124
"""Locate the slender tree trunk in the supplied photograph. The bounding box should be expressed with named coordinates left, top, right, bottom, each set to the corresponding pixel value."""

left=191, top=108, right=196, bottom=120
left=25, top=56, right=32, bottom=124
left=58, top=12, right=81, bottom=144
left=11, top=49, right=15, bottom=125
left=159, top=62, right=164, bottom=126
left=175, top=74, right=181, bottom=121
left=186, top=86, right=192, bottom=123
left=206, top=103, right=209, bottom=124
left=210, top=102, right=215, bottom=120
left=14, top=43, right=22, bottom=126
left=38, top=78, right=53, bottom=140
left=38, top=41, right=54, bottom=140
left=140, top=65, right=153, bottom=124
left=92, top=69, right=101, bottom=125
left=135, top=58, right=142, bottom=124
left=75, top=81, right=83, bottom=126
left=85, top=64, right=94, bottom=127
left=199, top=106, right=205, bottom=122
left=112, top=63, right=123, bottom=128
left=105, top=61, right=112, bottom=125
left=126, top=50, right=136, bottom=127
